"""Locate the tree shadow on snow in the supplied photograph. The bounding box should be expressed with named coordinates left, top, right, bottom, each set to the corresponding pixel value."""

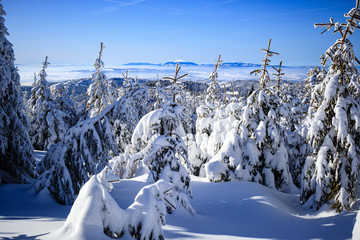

left=1, top=233, right=48, bottom=240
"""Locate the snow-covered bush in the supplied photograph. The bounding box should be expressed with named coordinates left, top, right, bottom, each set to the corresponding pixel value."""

left=0, top=3, right=37, bottom=183
left=301, top=3, right=360, bottom=212
left=86, top=42, right=116, bottom=118
left=51, top=167, right=174, bottom=240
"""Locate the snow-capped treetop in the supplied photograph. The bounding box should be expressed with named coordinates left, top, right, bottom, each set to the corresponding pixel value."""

left=301, top=0, right=360, bottom=212
left=314, top=0, right=360, bottom=77
left=86, top=42, right=116, bottom=118
left=35, top=56, right=52, bottom=101
left=250, top=39, right=279, bottom=89
left=272, top=61, right=285, bottom=95
left=206, top=55, right=223, bottom=104
left=94, top=42, right=105, bottom=71
left=39, top=56, right=50, bottom=80
left=162, top=63, right=188, bottom=104
left=32, top=73, right=37, bottom=87
left=122, top=70, right=138, bottom=94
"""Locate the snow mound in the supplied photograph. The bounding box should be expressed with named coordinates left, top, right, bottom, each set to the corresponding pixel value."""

left=48, top=167, right=174, bottom=240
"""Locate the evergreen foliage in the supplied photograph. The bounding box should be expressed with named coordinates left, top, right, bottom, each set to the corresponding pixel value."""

left=301, top=1, right=360, bottom=212
left=86, top=42, right=116, bottom=118
left=0, top=3, right=37, bottom=183
left=205, top=40, right=295, bottom=192
left=27, top=57, right=70, bottom=150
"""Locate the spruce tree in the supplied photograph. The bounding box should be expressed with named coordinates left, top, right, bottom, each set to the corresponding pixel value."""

left=193, top=56, right=224, bottom=175
left=206, top=39, right=294, bottom=192
left=51, top=83, right=78, bottom=127
left=301, top=1, right=360, bottom=212
left=86, top=42, right=116, bottom=118
left=0, top=3, right=37, bottom=183
left=27, top=57, right=69, bottom=150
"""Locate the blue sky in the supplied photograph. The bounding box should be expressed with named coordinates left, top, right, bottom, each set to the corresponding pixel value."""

left=3, top=0, right=360, bottom=66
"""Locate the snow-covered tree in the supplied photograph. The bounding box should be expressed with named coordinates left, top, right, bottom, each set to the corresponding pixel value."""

left=113, top=64, right=195, bottom=214
left=27, top=57, right=69, bottom=150
left=35, top=75, right=151, bottom=204
left=35, top=102, right=119, bottom=204
left=51, top=167, right=175, bottom=240
left=272, top=61, right=285, bottom=96
left=250, top=39, right=279, bottom=89
left=206, top=55, right=223, bottom=107
left=51, top=83, right=78, bottom=127
left=206, top=39, right=295, bottom=192
left=303, top=66, right=320, bottom=105
left=268, top=61, right=307, bottom=187
left=86, top=42, right=116, bottom=118
left=0, top=3, right=37, bottom=183
left=301, top=1, right=360, bottom=212
left=144, top=131, right=195, bottom=214
left=112, top=71, right=149, bottom=153
left=192, top=56, right=225, bottom=176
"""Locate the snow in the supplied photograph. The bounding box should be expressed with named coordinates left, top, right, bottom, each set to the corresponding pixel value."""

left=0, top=173, right=357, bottom=240
left=354, top=210, right=360, bottom=239
left=17, top=64, right=309, bottom=86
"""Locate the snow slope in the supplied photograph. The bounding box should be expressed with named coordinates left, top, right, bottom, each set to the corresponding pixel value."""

left=0, top=173, right=357, bottom=240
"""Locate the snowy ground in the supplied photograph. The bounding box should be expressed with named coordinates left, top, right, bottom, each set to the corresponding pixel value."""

left=0, top=172, right=357, bottom=240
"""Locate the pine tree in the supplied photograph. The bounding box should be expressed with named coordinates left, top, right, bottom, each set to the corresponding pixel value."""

left=86, top=42, right=116, bottom=118
left=0, top=3, right=37, bottom=183
left=301, top=1, right=360, bottom=212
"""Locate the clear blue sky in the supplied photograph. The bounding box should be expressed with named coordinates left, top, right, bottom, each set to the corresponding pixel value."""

left=3, top=0, right=360, bottom=66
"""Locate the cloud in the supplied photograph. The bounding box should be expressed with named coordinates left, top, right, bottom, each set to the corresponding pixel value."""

left=100, top=0, right=147, bottom=13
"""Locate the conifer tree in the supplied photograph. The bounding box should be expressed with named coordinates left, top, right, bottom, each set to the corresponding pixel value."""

left=112, top=70, right=149, bottom=153
left=193, top=56, right=224, bottom=175
left=51, top=83, right=78, bottom=127
left=301, top=1, right=360, bottom=212
left=206, top=39, right=294, bottom=192
left=86, top=42, right=116, bottom=118
left=113, top=64, right=195, bottom=213
left=27, top=57, right=69, bottom=150
left=144, top=63, right=194, bottom=214
left=0, top=2, right=37, bottom=183
left=35, top=104, right=120, bottom=204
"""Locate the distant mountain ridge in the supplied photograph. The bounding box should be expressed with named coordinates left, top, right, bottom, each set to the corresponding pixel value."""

left=116, top=61, right=323, bottom=69
left=160, top=61, right=198, bottom=66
